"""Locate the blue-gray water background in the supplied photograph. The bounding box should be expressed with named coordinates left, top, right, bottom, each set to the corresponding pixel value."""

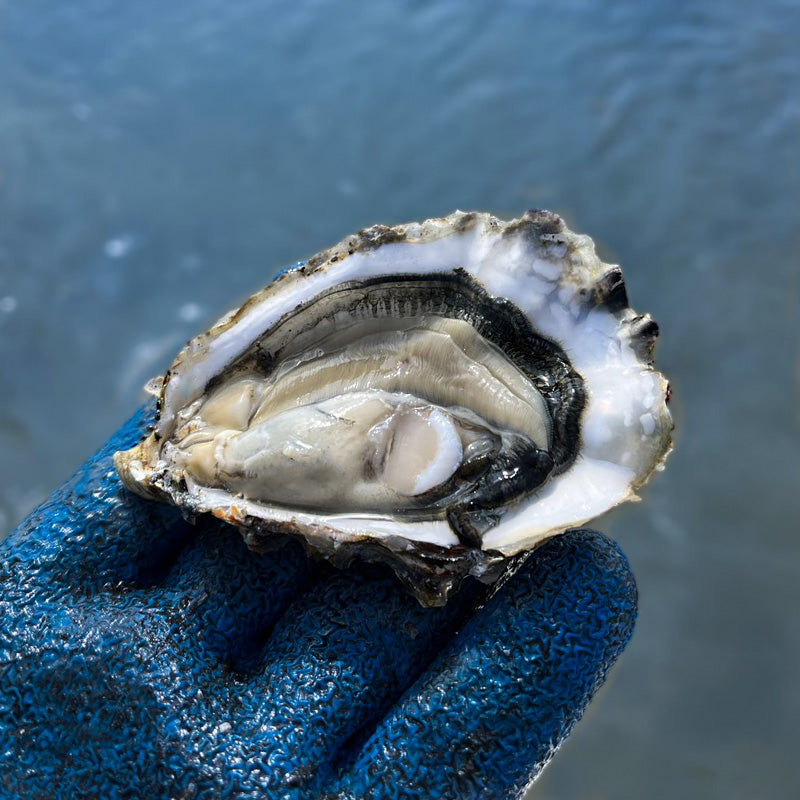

left=1, top=1, right=798, bottom=797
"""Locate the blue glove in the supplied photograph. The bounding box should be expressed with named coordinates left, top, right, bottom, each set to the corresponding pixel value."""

left=0, top=404, right=637, bottom=800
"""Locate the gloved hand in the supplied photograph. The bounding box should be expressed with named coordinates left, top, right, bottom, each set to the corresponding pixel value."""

left=0, top=405, right=637, bottom=800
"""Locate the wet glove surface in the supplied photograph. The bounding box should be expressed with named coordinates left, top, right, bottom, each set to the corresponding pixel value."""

left=0, top=405, right=637, bottom=800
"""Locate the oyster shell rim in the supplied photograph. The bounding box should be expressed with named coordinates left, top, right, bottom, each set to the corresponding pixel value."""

left=114, top=209, right=673, bottom=605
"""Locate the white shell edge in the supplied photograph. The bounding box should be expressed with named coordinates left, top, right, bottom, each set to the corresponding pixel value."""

left=146, top=211, right=672, bottom=557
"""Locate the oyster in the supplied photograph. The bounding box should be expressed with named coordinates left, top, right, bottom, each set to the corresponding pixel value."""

left=115, top=210, right=672, bottom=605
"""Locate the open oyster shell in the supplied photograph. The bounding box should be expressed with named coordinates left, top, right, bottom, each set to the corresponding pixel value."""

left=115, top=210, right=672, bottom=605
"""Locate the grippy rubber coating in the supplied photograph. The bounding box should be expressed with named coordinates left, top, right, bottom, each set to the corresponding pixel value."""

left=0, top=404, right=637, bottom=800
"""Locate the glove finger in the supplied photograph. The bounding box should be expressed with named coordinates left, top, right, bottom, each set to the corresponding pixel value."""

left=0, top=403, right=201, bottom=596
left=329, top=530, right=637, bottom=800
left=209, top=561, right=482, bottom=797
left=161, top=518, right=314, bottom=670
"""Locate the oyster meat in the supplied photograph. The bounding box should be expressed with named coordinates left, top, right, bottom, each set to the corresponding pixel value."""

left=115, top=210, right=673, bottom=604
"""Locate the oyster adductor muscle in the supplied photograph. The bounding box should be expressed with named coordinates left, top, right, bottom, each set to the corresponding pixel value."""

left=115, top=210, right=673, bottom=605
